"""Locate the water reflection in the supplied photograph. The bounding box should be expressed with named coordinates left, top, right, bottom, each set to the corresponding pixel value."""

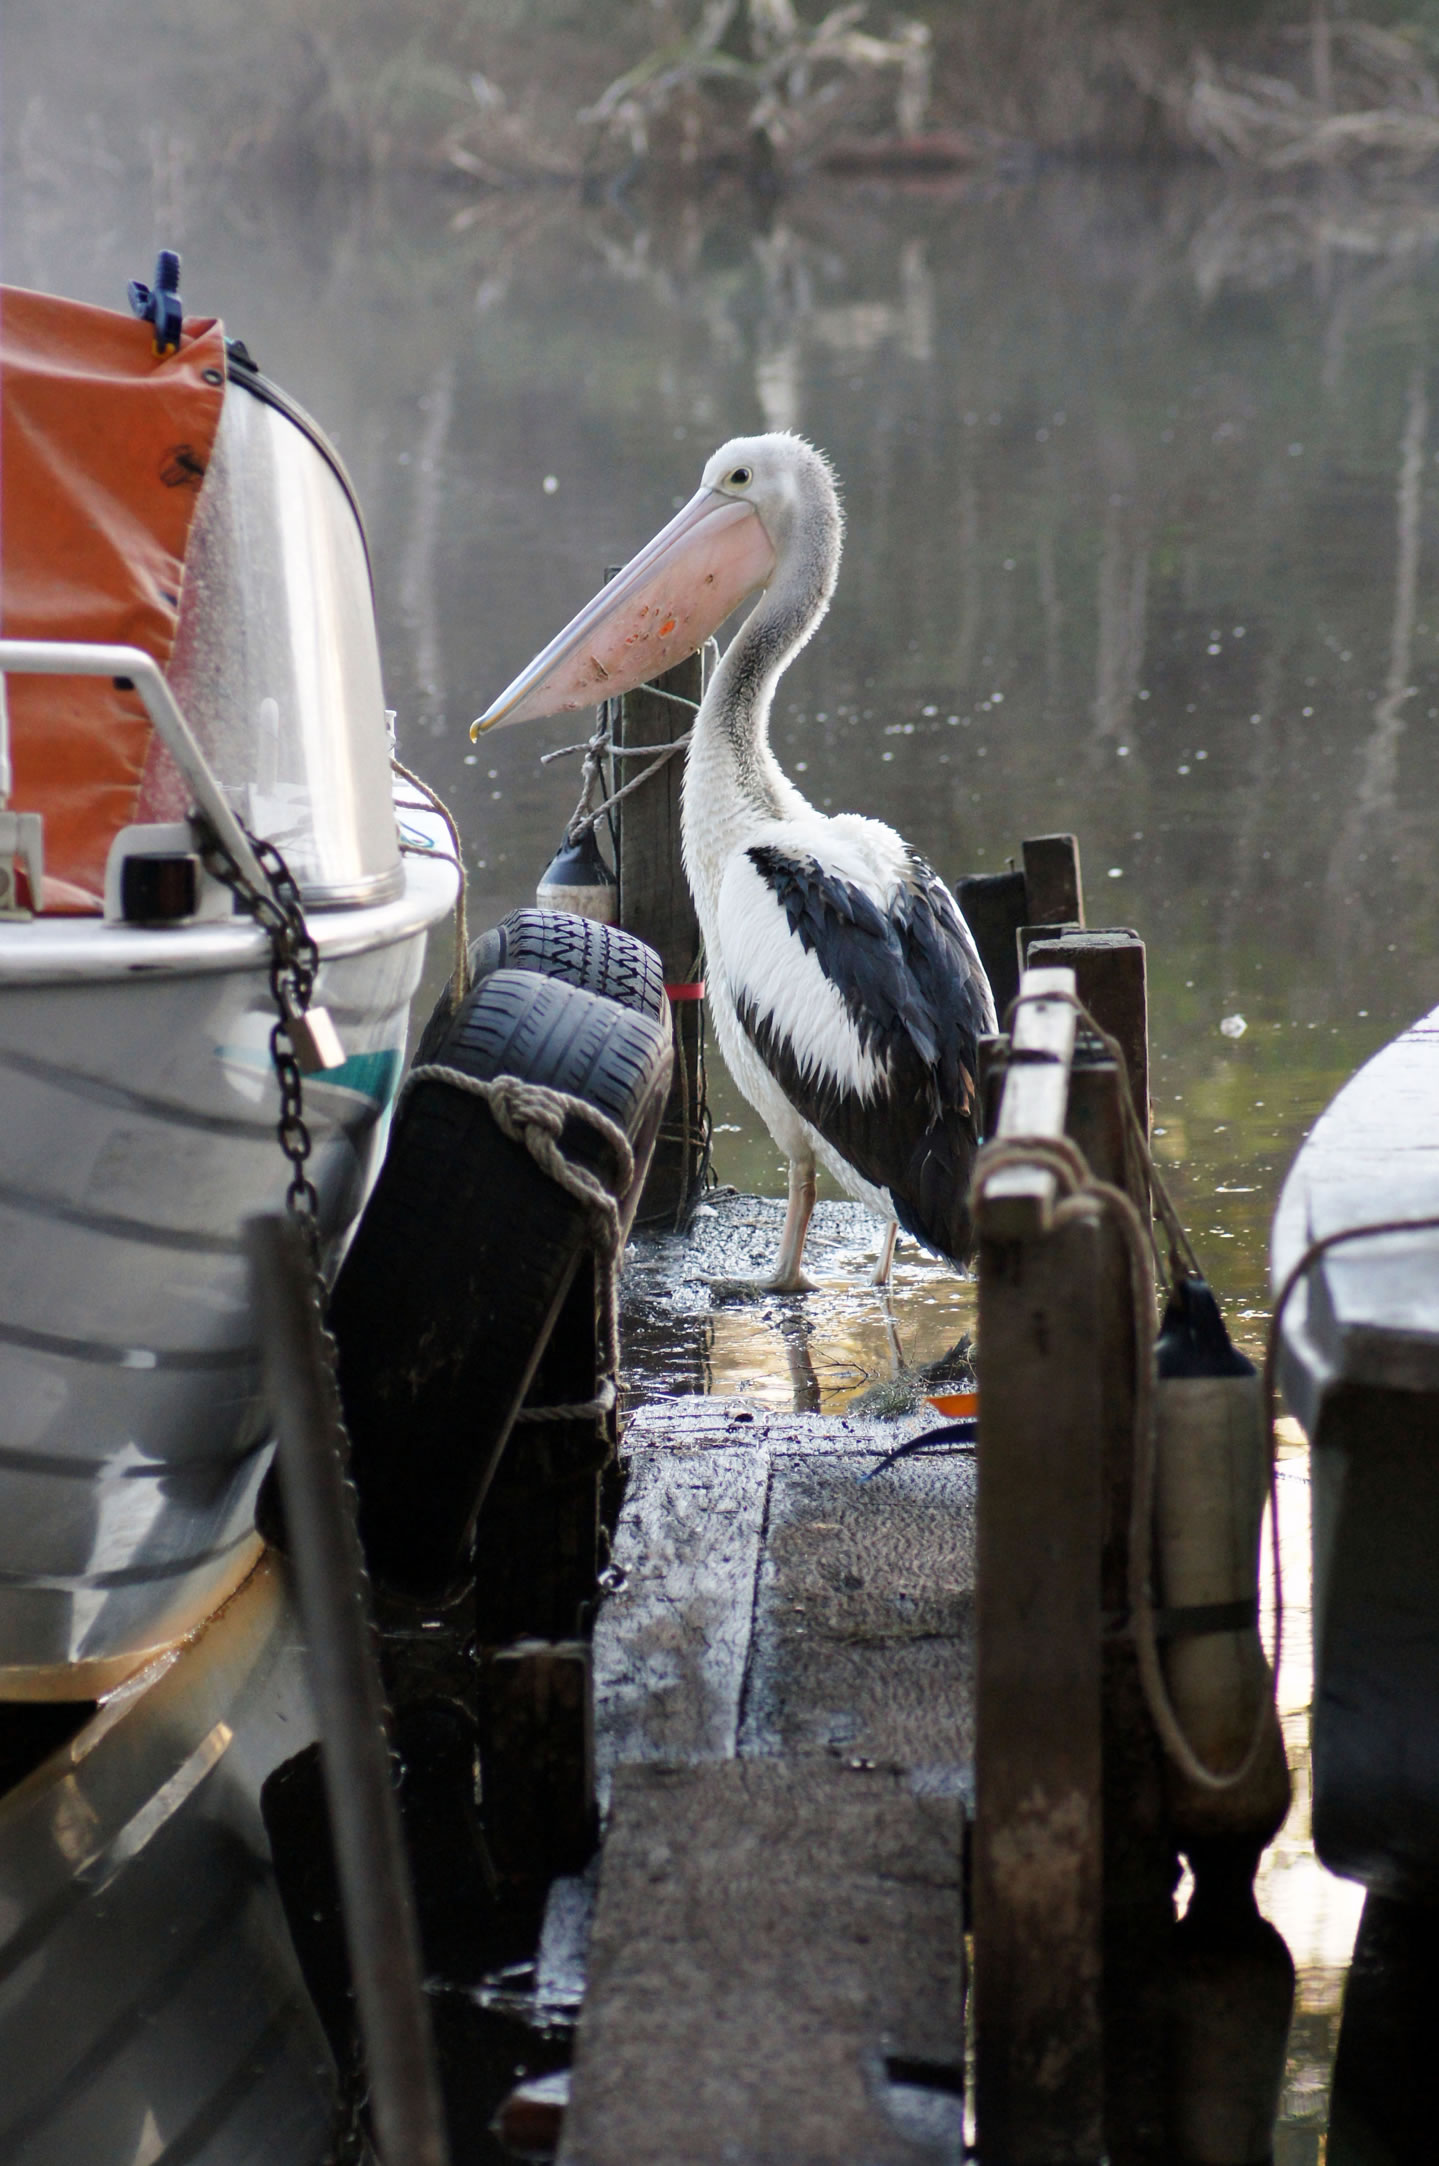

left=9, top=157, right=1439, bottom=1346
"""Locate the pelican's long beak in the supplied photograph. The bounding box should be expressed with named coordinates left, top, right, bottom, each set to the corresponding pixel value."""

left=471, top=487, right=776, bottom=735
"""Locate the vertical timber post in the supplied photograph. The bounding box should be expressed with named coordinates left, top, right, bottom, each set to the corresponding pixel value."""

left=474, top=1256, right=611, bottom=1647
left=974, top=971, right=1105, bottom=2164
left=1022, top=832, right=1085, bottom=931
left=1067, top=1044, right=1172, bottom=2165
left=245, top=1215, right=451, bottom=2166
left=1026, top=927, right=1149, bottom=1140
left=474, top=1260, right=609, bottom=1885
left=615, top=649, right=706, bottom=1226
left=957, top=833, right=1084, bottom=1027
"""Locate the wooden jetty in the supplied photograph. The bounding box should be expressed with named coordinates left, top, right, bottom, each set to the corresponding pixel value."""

left=569, top=1397, right=972, bottom=2163
left=519, top=838, right=1207, bottom=2166
left=214, top=816, right=1294, bottom=2166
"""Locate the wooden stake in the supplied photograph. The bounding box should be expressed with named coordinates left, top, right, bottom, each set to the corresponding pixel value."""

left=1068, top=1053, right=1173, bottom=2163
left=477, top=1639, right=596, bottom=1881
left=615, top=648, right=707, bottom=1227
left=973, top=966, right=1105, bottom=2161
left=957, top=835, right=1084, bottom=1028
left=974, top=1209, right=1105, bottom=2163
left=474, top=1258, right=612, bottom=1647
left=1025, top=927, right=1150, bottom=1139
left=1023, top=833, right=1086, bottom=929
left=956, top=868, right=1028, bottom=1022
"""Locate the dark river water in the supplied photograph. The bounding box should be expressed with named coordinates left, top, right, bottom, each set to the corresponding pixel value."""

left=8, top=150, right=1438, bottom=1355
left=8, top=88, right=1439, bottom=2162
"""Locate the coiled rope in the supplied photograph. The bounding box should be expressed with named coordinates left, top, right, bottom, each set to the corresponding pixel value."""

left=400, top=1065, right=634, bottom=1426
left=973, top=988, right=1280, bottom=1796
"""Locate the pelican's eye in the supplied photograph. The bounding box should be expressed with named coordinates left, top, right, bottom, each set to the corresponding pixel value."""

left=727, top=466, right=753, bottom=487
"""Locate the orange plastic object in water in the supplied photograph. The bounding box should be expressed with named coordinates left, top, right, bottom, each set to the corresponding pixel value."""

left=924, top=1390, right=978, bottom=1418
left=0, top=285, right=226, bottom=911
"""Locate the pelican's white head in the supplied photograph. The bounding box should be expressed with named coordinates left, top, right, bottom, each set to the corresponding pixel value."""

left=471, top=431, right=841, bottom=736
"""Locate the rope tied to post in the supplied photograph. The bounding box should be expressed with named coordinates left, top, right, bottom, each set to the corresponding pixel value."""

left=971, top=987, right=1284, bottom=1800
left=401, top=1064, right=634, bottom=1425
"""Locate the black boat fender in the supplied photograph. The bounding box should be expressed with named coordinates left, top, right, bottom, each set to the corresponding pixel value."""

left=330, top=967, right=671, bottom=1600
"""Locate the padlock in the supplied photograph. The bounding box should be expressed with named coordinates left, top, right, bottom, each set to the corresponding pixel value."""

left=284, top=995, right=347, bottom=1074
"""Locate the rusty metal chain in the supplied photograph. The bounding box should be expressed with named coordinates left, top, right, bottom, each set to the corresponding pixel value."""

left=199, top=819, right=324, bottom=1242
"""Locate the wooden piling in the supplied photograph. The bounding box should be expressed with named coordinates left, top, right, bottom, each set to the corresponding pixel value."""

left=1067, top=1050, right=1172, bottom=2164
left=474, top=1258, right=612, bottom=1647
left=958, top=833, right=1085, bottom=1024
left=615, top=649, right=706, bottom=1227
left=973, top=971, right=1105, bottom=2164
left=245, top=1215, right=451, bottom=2166
left=1022, top=832, right=1085, bottom=929
left=956, top=868, right=1028, bottom=1021
left=1025, top=926, right=1149, bottom=1137
left=477, top=1639, right=596, bottom=1882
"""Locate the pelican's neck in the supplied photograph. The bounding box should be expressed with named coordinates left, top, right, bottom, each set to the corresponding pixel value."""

left=683, top=507, right=838, bottom=882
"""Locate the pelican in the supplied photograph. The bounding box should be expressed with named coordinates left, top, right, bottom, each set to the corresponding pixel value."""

left=472, top=432, right=996, bottom=1292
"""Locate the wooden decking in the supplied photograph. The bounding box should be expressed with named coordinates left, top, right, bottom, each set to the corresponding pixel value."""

left=557, top=1399, right=974, bottom=2166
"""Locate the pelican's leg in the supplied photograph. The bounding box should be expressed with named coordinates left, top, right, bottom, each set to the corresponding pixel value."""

left=871, top=1220, right=899, bottom=1288
left=764, top=1156, right=817, bottom=1294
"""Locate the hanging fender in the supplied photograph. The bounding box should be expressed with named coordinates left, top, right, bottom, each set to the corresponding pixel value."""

left=1152, top=1277, right=1292, bottom=1852
left=536, top=827, right=618, bottom=926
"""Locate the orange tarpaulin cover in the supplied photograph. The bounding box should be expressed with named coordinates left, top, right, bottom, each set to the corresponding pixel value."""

left=0, top=285, right=226, bottom=911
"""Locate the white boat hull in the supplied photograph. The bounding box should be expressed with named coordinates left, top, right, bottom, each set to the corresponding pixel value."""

left=0, top=1554, right=336, bottom=2161
left=0, top=850, right=456, bottom=1695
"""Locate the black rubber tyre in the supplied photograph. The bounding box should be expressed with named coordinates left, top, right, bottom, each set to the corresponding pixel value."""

left=331, top=968, right=671, bottom=1599
left=413, top=909, right=665, bottom=1068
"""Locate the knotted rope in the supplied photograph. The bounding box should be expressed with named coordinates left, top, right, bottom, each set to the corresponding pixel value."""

left=401, top=1065, right=634, bottom=1426
left=971, top=997, right=1281, bottom=1797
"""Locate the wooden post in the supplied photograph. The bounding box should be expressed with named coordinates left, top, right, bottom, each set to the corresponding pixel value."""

left=1023, top=832, right=1085, bottom=928
left=973, top=970, right=1105, bottom=2164
left=1067, top=1050, right=1172, bottom=2165
left=959, top=834, right=1085, bottom=1026
left=956, top=868, right=1028, bottom=1022
left=1025, top=927, right=1149, bottom=1138
left=615, top=649, right=706, bottom=1227
left=474, top=1256, right=613, bottom=1647
left=477, top=1639, right=596, bottom=1882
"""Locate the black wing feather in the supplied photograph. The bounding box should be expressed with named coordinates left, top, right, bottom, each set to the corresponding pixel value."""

left=738, top=844, right=997, bottom=1262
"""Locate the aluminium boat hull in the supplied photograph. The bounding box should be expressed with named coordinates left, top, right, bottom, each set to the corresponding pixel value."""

left=0, top=1553, right=336, bottom=2163
left=0, top=848, right=456, bottom=1696
left=1272, top=999, right=1439, bottom=1901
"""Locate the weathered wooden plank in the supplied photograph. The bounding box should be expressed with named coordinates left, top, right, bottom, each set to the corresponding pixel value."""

left=591, top=1445, right=769, bottom=1792
left=739, top=1448, right=976, bottom=1782
left=974, top=1210, right=1105, bottom=2165
left=622, top=1397, right=914, bottom=1456
left=558, top=1760, right=965, bottom=2166
left=983, top=966, right=1079, bottom=1237
left=1065, top=1058, right=1170, bottom=2163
